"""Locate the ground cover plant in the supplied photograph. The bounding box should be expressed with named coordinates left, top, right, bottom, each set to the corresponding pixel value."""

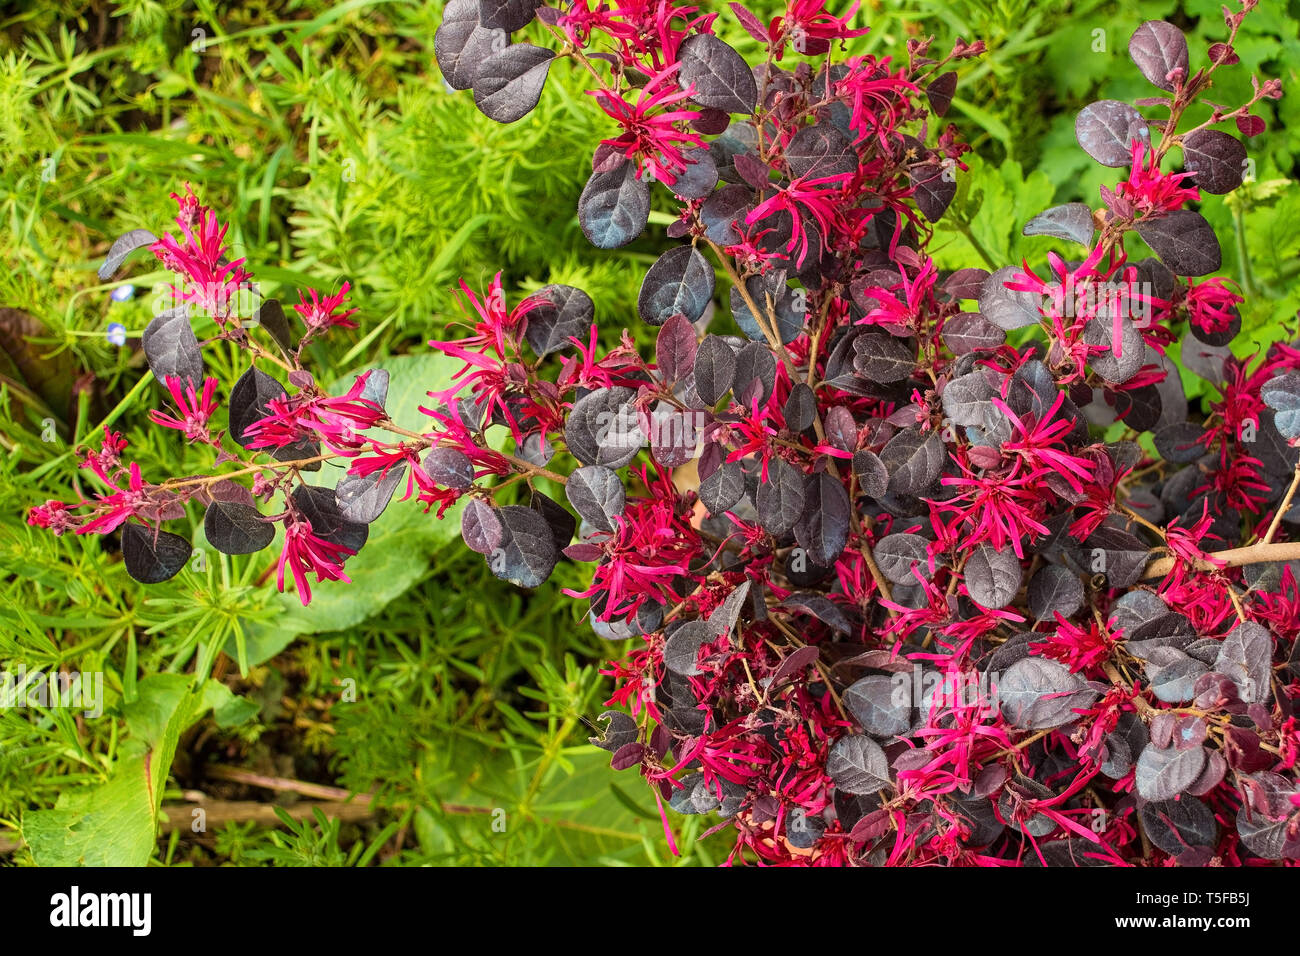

left=5, top=1, right=1300, bottom=867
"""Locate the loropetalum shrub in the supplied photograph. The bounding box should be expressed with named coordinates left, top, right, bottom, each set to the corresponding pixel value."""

left=30, top=0, right=1300, bottom=866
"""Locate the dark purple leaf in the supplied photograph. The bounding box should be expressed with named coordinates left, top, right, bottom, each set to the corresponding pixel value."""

left=1023, top=202, right=1095, bottom=245
left=694, top=334, right=736, bottom=406
left=783, top=382, right=816, bottom=433
left=998, top=657, right=1094, bottom=730
left=566, top=465, right=625, bottom=533
left=699, top=459, right=744, bottom=514
left=677, top=33, right=757, bottom=115
left=638, top=245, right=715, bottom=326
left=1084, top=315, right=1144, bottom=385
left=1027, top=565, right=1084, bottom=622
left=942, top=312, right=1005, bottom=354
left=1075, top=100, right=1148, bottom=167
left=228, top=366, right=285, bottom=448
left=523, top=284, right=593, bottom=357
left=1261, top=372, right=1300, bottom=441
left=1214, top=621, right=1273, bottom=705
left=121, top=524, right=192, bottom=584
left=733, top=340, right=776, bottom=406
left=1137, top=209, right=1221, bottom=276
left=664, top=619, right=713, bottom=676
left=768, top=645, right=821, bottom=691
left=1153, top=421, right=1206, bottom=464
left=1113, top=383, right=1163, bottom=432
left=292, top=485, right=369, bottom=554
left=777, top=592, right=851, bottom=634
left=756, top=457, right=805, bottom=536
left=589, top=710, right=638, bottom=752
left=1085, top=524, right=1149, bottom=588
left=529, top=490, right=575, bottom=549
left=794, top=472, right=851, bottom=565
left=874, top=532, right=929, bottom=585
left=1129, top=21, right=1189, bottom=92
left=565, top=386, right=640, bottom=467
left=609, top=741, right=645, bottom=771
left=204, top=499, right=275, bottom=555
left=435, top=0, right=498, bottom=90
left=728, top=1, right=768, bottom=43
left=670, top=147, right=719, bottom=199
left=707, top=580, right=752, bottom=639
left=1237, top=114, right=1266, bottom=138
left=1135, top=743, right=1206, bottom=801
left=979, top=266, right=1041, bottom=330
left=492, top=505, right=558, bottom=588
left=1236, top=804, right=1300, bottom=860
left=422, top=447, right=475, bottom=489
left=823, top=406, right=856, bottom=450
left=908, top=162, right=956, bottom=222
left=729, top=272, right=805, bottom=344
left=732, top=152, right=772, bottom=190
left=336, top=462, right=407, bottom=524
left=844, top=674, right=911, bottom=738
left=852, top=331, right=916, bottom=383
left=700, top=183, right=754, bottom=245
left=827, top=734, right=890, bottom=795
left=1139, top=797, right=1216, bottom=855
left=143, top=307, right=203, bottom=388
left=252, top=298, right=294, bottom=355
left=478, top=0, right=540, bottom=32
left=926, top=71, right=957, bottom=117
left=880, top=427, right=946, bottom=496
left=656, top=313, right=698, bottom=384
left=472, top=44, right=554, bottom=123
left=941, top=369, right=999, bottom=427
left=461, top=498, right=503, bottom=555
left=578, top=160, right=651, bottom=249
left=786, top=123, right=856, bottom=179
left=851, top=449, right=888, bottom=498
left=98, top=228, right=158, bottom=281
left=1144, top=647, right=1208, bottom=703
left=941, top=268, right=989, bottom=301
left=1182, top=129, right=1246, bottom=194
left=965, top=544, right=1022, bottom=609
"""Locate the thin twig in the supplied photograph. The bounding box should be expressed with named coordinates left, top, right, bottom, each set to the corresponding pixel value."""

left=1262, top=463, right=1300, bottom=545
left=1143, top=540, right=1300, bottom=580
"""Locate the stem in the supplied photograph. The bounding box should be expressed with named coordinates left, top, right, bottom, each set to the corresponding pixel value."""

left=502, top=452, right=568, bottom=486
left=1143, top=540, right=1300, bottom=580
left=953, top=219, right=997, bottom=271
left=158, top=453, right=333, bottom=491
left=1233, top=201, right=1258, bottom=298
left=1261, top=462, right=1300, bottom=545
left=805, top=294, right=835, bottom=389
left=705, top=239, right=795, bottom=368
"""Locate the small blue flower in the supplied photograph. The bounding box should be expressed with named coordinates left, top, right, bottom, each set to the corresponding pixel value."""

left=106, top=322, right=127, bottom=347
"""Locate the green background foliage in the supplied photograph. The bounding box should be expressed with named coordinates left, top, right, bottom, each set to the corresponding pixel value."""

left=0, top=0, right=1295, bottom=865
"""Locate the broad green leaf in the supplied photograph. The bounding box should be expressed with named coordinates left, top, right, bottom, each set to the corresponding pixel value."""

left=22, top=674, right=214, bottom=866
left=931, top=156, right=1056, bottom=271
left=22, top=749, right=156, bottom=866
